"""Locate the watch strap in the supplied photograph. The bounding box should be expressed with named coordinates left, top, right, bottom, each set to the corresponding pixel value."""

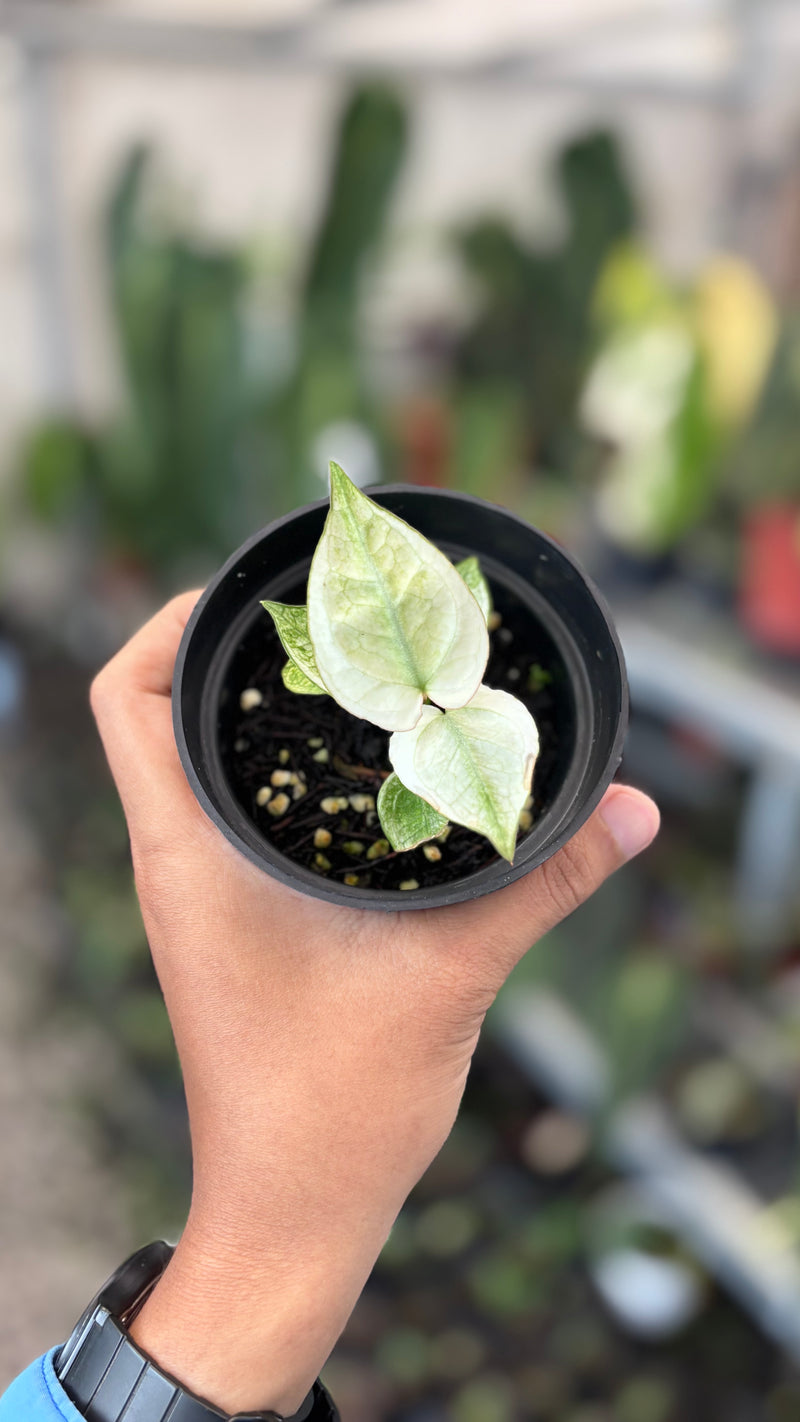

left=55, top=1243, right=339, bottom=1422
left=58, top=1312, right=337, bottom=1421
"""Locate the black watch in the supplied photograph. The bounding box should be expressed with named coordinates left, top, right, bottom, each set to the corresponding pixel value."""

left=55, top=1242, right=339, bottom=1422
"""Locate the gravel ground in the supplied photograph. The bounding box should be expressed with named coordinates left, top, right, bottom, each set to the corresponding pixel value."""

left=0, top=745, right=135, bottom=1388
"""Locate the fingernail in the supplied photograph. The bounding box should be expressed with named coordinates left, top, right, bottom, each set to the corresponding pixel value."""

left=600, top=789, right=659, bottom=860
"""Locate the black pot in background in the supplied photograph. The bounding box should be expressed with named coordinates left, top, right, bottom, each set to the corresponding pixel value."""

left=172, top=486, right=629, bottom=911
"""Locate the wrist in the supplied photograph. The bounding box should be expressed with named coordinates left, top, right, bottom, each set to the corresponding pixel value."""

left=56, top=1241, right=339, bottom=1422
left=128, top=1208, right=391, bottom=1417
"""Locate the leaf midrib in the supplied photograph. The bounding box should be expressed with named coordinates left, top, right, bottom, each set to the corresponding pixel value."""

left=339, top=495, right=426, bottom=690
left=424, top=707, right=519, bottom=843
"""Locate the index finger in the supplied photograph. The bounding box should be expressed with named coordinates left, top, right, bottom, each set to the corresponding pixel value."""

left=90, top=590, right=203, bottom=834
left=96, top=590, right=203, bottom=700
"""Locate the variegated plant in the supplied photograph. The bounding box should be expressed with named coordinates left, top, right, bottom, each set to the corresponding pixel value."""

left=262, top=463, right=539, bottom=863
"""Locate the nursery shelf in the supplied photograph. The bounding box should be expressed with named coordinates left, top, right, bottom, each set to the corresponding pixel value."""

left=616, top=601, right=800, bottom=951
left=496, top=987, right=800, bottom=1364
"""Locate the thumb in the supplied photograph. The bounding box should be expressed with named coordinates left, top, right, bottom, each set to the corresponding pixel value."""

left=444, top=784, right=659, bottom=990
left=90, top=590, right=205, bottom=850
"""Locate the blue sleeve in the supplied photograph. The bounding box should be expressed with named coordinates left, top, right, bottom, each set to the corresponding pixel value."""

left=0, top=1349, right=82, bottom=1421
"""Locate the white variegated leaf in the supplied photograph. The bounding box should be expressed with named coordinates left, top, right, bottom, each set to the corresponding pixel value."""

left=387, top=705, right=440, bottom=792
left=261, top=601, right=327, bottom=693
left=306, top=463, right=489, bottom=732
left=388, top=685, right=539, bottom=862
left=454, top=556, right=492, bottom=624
left=377, top=773, right=448, bottom=852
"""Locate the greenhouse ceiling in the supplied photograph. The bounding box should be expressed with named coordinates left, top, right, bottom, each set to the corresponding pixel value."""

left=3, top=0, right=800, bottom=102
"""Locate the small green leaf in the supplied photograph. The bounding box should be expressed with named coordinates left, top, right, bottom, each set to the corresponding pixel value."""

left=306, top=462, right=489, bottom=731
left=527, top=662, right=553, bottom=693
left=454, top=556, right=492, bottom=623
left=261, top=600, right=327, bottom=693
left=377, top=773, right=448, bottom=852
left=282, top=660, right=327, bottom=696
left=388, top=685, right=539, bottom=862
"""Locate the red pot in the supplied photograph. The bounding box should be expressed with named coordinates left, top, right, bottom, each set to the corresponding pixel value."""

left=740, top=503, right=800, bottom=656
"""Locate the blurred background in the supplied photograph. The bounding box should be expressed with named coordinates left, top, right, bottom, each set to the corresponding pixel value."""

left=2, top=1, right=800, bottom=1417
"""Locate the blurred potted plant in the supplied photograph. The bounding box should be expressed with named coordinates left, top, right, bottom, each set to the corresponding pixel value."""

left=16, top=83, right=409, bottom=611
left=18, top=143, right=259, bottom=600
left=173, top=466, right=628, bottom=910
left=582, top=246, right=776, bottom=588
left=724, top=315, right=800, bottom=656
left=269, top=83, right=409, bottom=510
left=447, top=129, right=638, bottom=531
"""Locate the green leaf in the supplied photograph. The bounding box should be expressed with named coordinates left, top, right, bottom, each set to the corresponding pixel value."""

left=306, top=462, right=489, bottom=731
left=261, top=600, right=327, bottom=692
left=282, top=660, right=327, bottom=696
left=388, top=685, right=539, bottom=862
left=454, top=556, right=492, bottom=623
left=377, top=773, right=448, bottom=852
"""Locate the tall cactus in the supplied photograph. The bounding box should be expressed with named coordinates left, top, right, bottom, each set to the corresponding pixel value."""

left=274, top=84, right=409, bottom=509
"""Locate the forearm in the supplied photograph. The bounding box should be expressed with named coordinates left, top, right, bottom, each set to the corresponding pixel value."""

left=128, top=1099, right=458, bottom=1416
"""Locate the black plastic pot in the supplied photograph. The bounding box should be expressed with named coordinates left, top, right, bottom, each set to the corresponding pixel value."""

left=173, top=486, right=628, bottom=910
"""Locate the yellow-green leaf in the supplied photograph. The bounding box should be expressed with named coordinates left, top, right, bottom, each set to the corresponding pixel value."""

left=282, top=660, right=327, bottom=696
left=262, top=600, right=327, bottom=693
left=454, top=556, right=492, bottom=623
left=377, top=773, right=448, bottom=852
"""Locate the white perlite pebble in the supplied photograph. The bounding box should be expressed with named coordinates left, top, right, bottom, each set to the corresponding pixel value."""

left=399, top=879, right=419, bottom=891
left=314, top=828, right=332, bottom=849
left=267, top=793, right=290, bottom=816
left=308, top=737, right=324, bottom=749
left=366, top=839, right=389, bottom=860
left=423, top=844, right=442, bottom=862
left=349, top=794, right=375, bottom=813
left=255, top=786, right=272, bottom=807
left=270, top=769, right=292, bottom=787
left=320, top=796, right=349, bottom=815
left=240, top=688, right=263, bottom=711
left=312, top=748, right=330, bottom=763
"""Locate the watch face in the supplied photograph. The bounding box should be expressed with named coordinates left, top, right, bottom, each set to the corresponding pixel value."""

left=56, top=1242, right=174, bottom=1379
left=56, top=1288, right=107, bottom=1381
left=101, top=1241, right=174, bottom=1326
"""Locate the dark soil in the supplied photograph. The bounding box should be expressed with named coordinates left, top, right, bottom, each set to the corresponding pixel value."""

left=219, top=576, right=576, bottom=894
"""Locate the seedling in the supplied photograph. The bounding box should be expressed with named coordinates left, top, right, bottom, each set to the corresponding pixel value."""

left=262, top=463, right=539, bottom=862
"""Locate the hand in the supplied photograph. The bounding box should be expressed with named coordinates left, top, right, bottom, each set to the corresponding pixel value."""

left=90, top=591, right=659, bottom=1416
